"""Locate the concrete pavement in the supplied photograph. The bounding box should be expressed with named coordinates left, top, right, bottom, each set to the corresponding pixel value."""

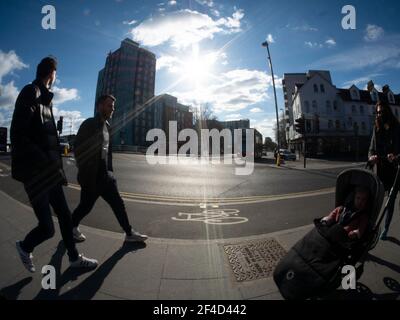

left=0, top=189, right=399, bottom=300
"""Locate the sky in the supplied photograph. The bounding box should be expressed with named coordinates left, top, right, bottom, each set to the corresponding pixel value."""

left=1, top=0, right=400, bottom=141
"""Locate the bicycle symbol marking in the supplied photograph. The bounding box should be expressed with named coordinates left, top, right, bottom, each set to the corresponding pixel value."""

left=172, top=208, right=248, bottom=225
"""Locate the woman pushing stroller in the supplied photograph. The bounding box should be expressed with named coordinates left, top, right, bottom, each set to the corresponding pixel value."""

left=368, top=100, right=400, bottom=240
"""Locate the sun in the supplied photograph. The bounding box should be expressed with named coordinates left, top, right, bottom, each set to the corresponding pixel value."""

left=181, top=44, right=217, bottom=86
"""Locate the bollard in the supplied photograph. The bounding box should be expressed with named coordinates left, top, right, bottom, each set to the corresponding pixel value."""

left=276, top=153, right=281, bottom=166
left=64, top=146, right=68, bottom=156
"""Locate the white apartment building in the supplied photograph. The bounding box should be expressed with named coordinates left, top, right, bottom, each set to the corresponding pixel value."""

left=283, top=70, right=400, bottom=156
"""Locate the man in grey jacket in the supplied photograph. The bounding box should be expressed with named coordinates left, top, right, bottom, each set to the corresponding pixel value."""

left=71, top=94, right=147, bottom=243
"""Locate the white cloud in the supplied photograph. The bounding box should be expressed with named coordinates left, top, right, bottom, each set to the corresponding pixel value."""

left=156, top=55, right=181, bottom=72
left=342, top=73, right=383, bottom=88
left=250, top=116, right=277, bottom=141
left=250, top=107, right=263, bottom=113
left=130, top=9, right=244, bottom=49
left=305, top=39, right=336, bottom=48
left=364, top=24, right=384, bottom=42
left=0, top=50, right=28, bottom=82
left=289, top=24, right=318, bottom=32
left=168, top=0, right=177, bottom=5
left=305, top=41, right=323, bottom=48
left=312, top=37, right=400, bottom=71
left=325, top=38, right=336, bottom=46
left=156, top=50, right=228, bottom=72
left=0, top=81, right=19, bottom=110
left=266, top=34, right=275, bottom=43
left=171, top=68, right=282, bottom=113
left=52, top=86, right=80, bottom=105
left=52, top=107, right=85, bottom=135
left=195, top=0, right=214, bottom=7
left=224, top=113, right=243, bottom=120
left=123, top=20, right=138, bottom=25
left=0, top=50, right=27, bottom=114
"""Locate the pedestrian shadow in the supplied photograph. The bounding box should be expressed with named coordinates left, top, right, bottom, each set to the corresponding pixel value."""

left=366, top=253, right=400, bottom=274
left=386, top=236, right=400, bottom=247
left=0, top=277, right=33, bottom=300
left=321, top=279, right=400, bottom=300
left=34, top=240, right=146, bottom=300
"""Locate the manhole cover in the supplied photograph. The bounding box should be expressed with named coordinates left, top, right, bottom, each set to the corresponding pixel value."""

left=224, top=238, right=287, bottom=282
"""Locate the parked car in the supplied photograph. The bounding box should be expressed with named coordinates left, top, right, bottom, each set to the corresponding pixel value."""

left=279, top=149, right=296, bottom=161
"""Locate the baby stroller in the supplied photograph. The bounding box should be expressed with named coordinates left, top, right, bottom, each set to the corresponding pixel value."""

left=273, top=162, right=400, bottom=300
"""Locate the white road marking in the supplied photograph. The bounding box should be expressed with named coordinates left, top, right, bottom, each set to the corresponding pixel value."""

left=172, top=208, right=248, bottom=225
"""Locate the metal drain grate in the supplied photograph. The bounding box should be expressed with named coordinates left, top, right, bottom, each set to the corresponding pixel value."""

left=224, top=238, right=287, bottom=282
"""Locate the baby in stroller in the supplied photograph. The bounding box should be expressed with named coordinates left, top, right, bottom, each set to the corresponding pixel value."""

left=320, top=186, right=370, bottom=241
left=273, top=168, right=384, bottom=300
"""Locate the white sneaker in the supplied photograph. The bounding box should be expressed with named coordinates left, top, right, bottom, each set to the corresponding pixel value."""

left=70, top=254, right=98, bottom=269
left=16, top=241, right=35, bottom=273
left=73, top=227, right=86, bottom=242
left=125, top=229, right=148, bottom=242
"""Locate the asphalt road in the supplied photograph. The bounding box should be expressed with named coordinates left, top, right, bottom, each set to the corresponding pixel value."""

left=0, top=153, right=361, bottom=239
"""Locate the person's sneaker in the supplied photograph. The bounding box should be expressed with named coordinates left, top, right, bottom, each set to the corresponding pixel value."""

left=16, top=241, right=35, bottom=273
left=69, top=254, right=98, bottom=269
left=72, top=227, right=86, bottom=242
left=125, top=229, right=148, bottom=242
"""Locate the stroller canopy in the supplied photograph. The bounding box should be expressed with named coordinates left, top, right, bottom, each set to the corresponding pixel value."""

left=335, top=168, right=384, bottom=227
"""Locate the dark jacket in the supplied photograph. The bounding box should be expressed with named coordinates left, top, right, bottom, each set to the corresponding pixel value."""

left=74, top=114, right=113, bottom=192
left=369, top=122, right=400, bottom=190
left=10, top=79, right=66, bottom=186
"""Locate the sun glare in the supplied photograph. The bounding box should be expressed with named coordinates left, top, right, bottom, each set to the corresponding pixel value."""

left=181, top=44, right=217, bottom=86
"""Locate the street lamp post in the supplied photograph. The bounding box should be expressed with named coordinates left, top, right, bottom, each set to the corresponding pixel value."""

left=280, top=108, right=287, bottom=148
left=262, top=40, right=280, bottom=150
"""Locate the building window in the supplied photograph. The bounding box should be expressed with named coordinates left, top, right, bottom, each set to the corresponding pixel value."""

left=312, top=100, right=318, bottom=111
left=313, top=84, right=318, bottom=93
left=360, top=105, right=364, bottom=114
left=348, top=117, right=353, bottom=127
left=371, top=91, right=378, bottom=102
left=304, top=101, right=310, bottom=113
left=395, top=108, right=399, bottom=117
left=328, top=120, right=333, bottom=129
left=335, top=120, right=340, bottom=130
left=351, top=89, right=359, bottom=100
left=352, top=105, right=356, bottom=113
left=320, top=84, right=325, bottom=93
left=361, top=122, right=366, bottom=131
left=326, top=100, right=331, bottom=114
left=333, top=101, right=338, bottom=111
left=306, top=120, right=311, bottom=133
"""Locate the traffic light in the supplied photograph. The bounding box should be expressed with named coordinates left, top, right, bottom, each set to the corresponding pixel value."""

left=57, top=116, right=63, bottom=134
left=295, top=116, right=305, bottom=134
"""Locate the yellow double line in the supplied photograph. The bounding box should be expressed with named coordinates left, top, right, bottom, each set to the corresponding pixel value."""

left=67, top=183, right=334, bottom=205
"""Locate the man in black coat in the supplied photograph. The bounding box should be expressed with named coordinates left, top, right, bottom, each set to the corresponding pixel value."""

left=11, top=57, right=98, bottom=272
left=71, top=94, right=147, bottom=243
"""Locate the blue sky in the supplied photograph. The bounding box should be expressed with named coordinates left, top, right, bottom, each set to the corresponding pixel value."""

left=1, top=0, right=400, bottom=140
